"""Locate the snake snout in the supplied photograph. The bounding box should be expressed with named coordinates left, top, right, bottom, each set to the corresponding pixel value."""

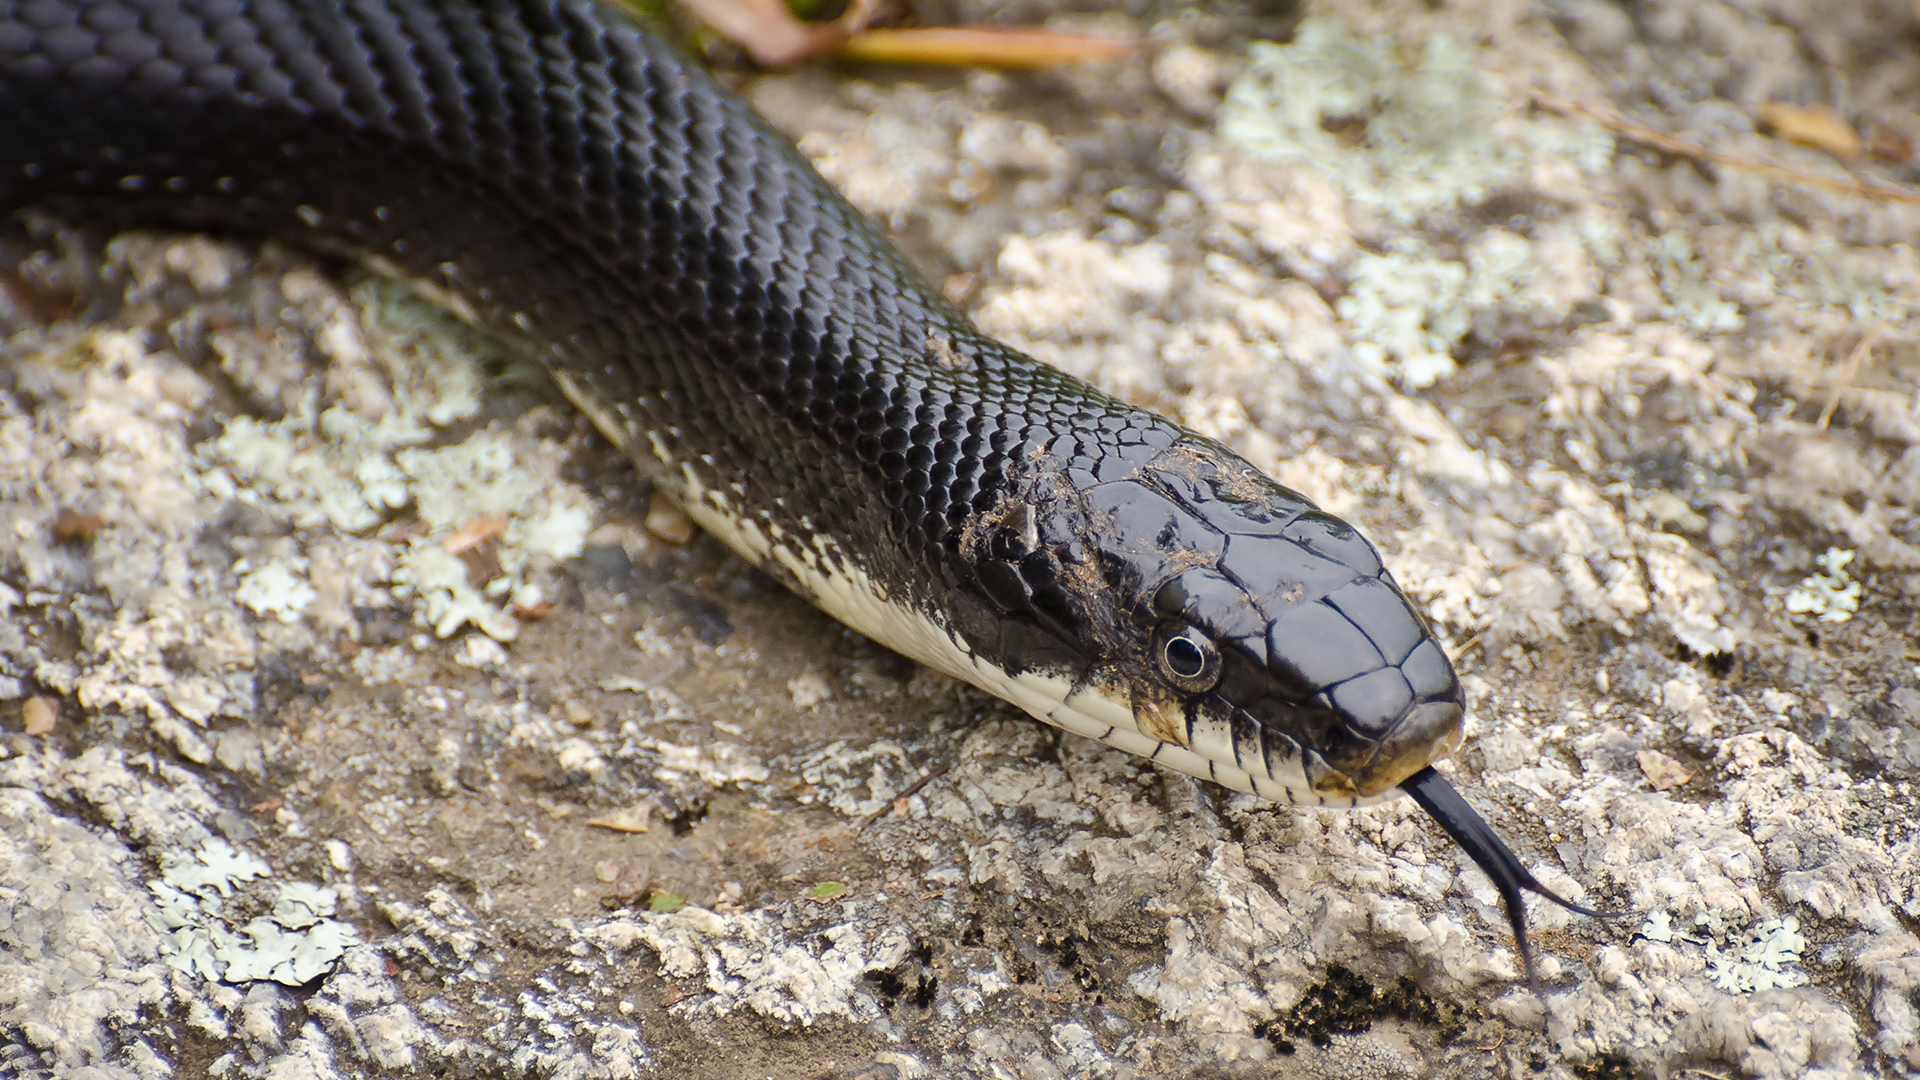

left=1322, top=698, right=1465, bottom=798
left=1312, top=641, right=1468, bottom=799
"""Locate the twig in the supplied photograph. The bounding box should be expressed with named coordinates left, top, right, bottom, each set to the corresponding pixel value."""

left=838, top=27, right=1137, bottom=67
left=856, top=760, right=951, bottom=831
left=1817, top=325, right=1884, bottom=430
left=1530, top=92, right=1920, bottom=207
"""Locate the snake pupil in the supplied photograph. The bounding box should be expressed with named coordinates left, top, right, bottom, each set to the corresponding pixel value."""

left=1165, top=636, right=1206, bottom=678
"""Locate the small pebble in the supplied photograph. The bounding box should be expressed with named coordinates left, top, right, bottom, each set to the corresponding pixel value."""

left=22, top=696, right=57, bottom=735
left=645, top=492, right=695, bottom=545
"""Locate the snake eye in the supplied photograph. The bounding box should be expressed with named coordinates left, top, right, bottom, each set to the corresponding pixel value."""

left=1153, top=623, right=1222, bottom=693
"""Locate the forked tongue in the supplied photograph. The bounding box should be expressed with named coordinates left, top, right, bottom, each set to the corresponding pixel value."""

left=1402, top=766, right=1624, bottom=990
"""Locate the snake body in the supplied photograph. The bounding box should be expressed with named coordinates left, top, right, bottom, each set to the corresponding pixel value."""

left=0, top=0, right=1606, bottom=980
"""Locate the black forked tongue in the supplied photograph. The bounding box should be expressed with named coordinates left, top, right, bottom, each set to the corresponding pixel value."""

left=1403, top=766, right=1626, bottom=990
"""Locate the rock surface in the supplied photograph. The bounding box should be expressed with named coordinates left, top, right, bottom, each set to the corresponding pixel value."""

left=3, top=0, right=1920, bottom=1077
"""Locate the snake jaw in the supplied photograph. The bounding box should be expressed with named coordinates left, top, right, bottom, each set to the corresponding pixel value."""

left=1338, top=699, right=1468, bottom=798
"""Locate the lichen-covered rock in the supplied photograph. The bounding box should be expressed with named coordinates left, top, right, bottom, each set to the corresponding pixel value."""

left=3, top=0, right=1919, bottom=1077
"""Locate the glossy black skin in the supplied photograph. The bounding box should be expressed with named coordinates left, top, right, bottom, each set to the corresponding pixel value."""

left=0, top=0, right=1458, bottom=796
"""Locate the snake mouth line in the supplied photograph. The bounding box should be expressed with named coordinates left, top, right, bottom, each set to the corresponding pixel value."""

left=1321, top=700, right=1467, bottom=800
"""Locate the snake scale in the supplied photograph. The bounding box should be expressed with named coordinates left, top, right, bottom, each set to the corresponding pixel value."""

left=0, top=0, right=1610, bottom=983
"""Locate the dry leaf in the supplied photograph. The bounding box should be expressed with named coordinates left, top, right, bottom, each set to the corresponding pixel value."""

left=674, top=0, right=876, bottom=66
left=384, top=519, right=430, bottom=543
left=1758, top=101, right=1862, bottom=161
left=22, top=696, right=57, bottom=735
left=1868, top=126, right=1914, bottom=164
left=1636, top=749, right=1696, bottom=792
left=51, top=509, right=103, bottom=543
left=442, top=514, right=508, bottom=554
left=587, top=802, right=655, bottom=833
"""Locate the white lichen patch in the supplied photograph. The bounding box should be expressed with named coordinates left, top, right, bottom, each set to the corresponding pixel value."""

left=146, top=838, right=360, bottom=986
left=1639, top=910, right=1810, bottom=993
left=1213, top=21, right=1621, bottom=389
left=0, top=235, right=603, bottom=783
left=587, top=905, right=918, bottom=1027
left=792, top=738, right=918, bottom=816
left=1784, top=547, right=1863, bottom=622
left=234, top=555, right=319, bottom=624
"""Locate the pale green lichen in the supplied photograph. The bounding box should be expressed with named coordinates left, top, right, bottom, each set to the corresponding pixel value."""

left=1785, top=547, right=1862, bottom=622
left=1639, top=909, right=1810, bottom=993
left=1220, top=20, right=1517, bottom=223
left=1336, top=249, right=1470, bottom=388
left=200, top=281, right=594, bottom=641
left=233, top=556, right=317, bottom=624
left=1726, top=223, right=1920, bottom=326
left=1219, top=20, right=1614, bottom=388
left=1334, top=231, right=1568, bottom=388
left=1651, top=232, right=1744, bottom=335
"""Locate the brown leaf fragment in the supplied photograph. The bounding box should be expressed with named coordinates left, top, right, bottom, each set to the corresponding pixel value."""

left=1868, top=126, right=1914, bottom=164
left=384, top=519, right=430, bottom=543
left=659, top=985, right=688, bottom=1007
left=51, top=509, right=104, bottom=543
left=1636, top=749, right=1696, bottom=792
left=587, top=801, right=655, bottom=834
left=22, top=696, right=57, bottom=736
left=443, top=514, right=508, bottom=555
left=455, top=541, right=502, bottom=586
left=1758, top=101, right=1862, bottom=161
left=0, top=268, right=78, bottom=322
left=838, top=26, right=1138, bottom=68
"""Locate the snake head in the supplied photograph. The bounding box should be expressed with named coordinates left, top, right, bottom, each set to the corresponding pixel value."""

left=1008, top=434, right=1467, bottom=806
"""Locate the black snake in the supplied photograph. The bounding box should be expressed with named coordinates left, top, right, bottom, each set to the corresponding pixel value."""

left=0, top=0, right=1611, bottom=984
